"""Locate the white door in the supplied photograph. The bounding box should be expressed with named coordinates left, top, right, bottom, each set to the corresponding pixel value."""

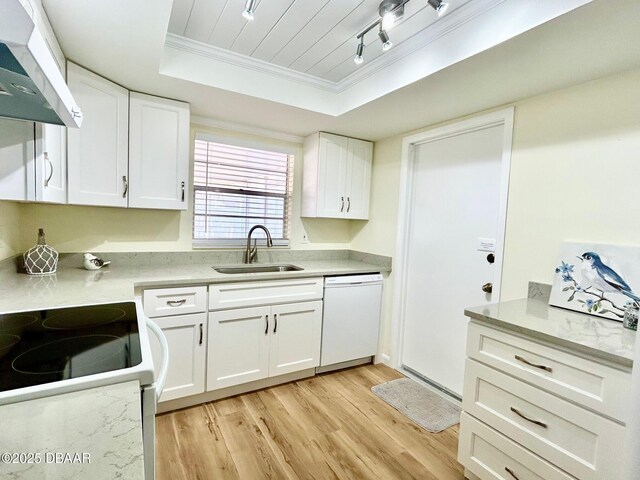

left=0, top=118, right=35, bottom=201
left=400, top=116, right=511, bottom=397
left=128, top=92, right=190, bottom=210
left=345, top=138, right=372, bottom=220
left=269, top=301, right=323, bottom=377
left=67, top=62, right=129, bottom=207
left=149, top=313, right=206, bottom=402
left=316, top=133, right=348, bottom=217
left=35, top=124, right=67, bottom=204
left=207, top=306, right=270, bottom=390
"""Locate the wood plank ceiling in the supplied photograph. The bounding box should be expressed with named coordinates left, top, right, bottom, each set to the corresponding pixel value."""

left=168, top=0, right=470, bottom=83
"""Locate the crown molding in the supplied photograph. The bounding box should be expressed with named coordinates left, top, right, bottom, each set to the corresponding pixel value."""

left=165, top=33, right=338, bottom=92
left=191, top=115, right=304, bottom=144
left=336, top=0, right=507, bottom=91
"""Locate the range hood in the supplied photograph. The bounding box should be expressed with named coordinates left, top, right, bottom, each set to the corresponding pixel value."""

left=0, top=0, right=82, bottom=127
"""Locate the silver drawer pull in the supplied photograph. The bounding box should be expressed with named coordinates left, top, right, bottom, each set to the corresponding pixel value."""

left=510, top=406, right=548, bottom=429
left=515, top=354, right=552, bottom=373
left=167, top=299, right=187, bottom=307
left=505, top=466, right=520, bottom=480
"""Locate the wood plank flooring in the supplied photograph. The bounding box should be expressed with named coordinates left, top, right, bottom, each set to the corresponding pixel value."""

left=156, top=364, right=465, bottom=480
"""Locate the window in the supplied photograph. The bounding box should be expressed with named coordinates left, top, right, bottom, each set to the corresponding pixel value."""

left=193, top=134, right=294, bottom=247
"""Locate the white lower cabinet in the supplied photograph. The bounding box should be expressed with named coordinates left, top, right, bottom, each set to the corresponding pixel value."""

left=459, top=321, right=630, bottom=480
left=207, top=300, right=323, bottom=391
left=148, top=312, right=207, bottom=402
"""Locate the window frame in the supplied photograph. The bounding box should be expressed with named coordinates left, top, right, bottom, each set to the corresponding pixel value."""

left=192, top=132, right=295, bottom=249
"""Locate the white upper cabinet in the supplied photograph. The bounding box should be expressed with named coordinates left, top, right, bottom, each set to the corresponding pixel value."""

left=344, top=137, right=373, bottom=219
left=67, top=62, right=129, bottom=207
left=0, top=118, right=35, bottom=202
left=301, top=132, right=373, bottom=220
left=66, top=63, right=190, bottom=211
left=128, top=93, right=190, bottom=210
left=35, top=123, right=67, bottom=204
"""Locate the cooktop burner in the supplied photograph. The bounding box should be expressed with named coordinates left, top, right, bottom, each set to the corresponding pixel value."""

left=0, top=302, right=141, bottom=393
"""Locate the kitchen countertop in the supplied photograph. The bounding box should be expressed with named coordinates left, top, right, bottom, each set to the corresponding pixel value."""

left=465, top=298, right=636, bottom=367
left=0, top=259, right=388, bottom=314
left=0, top=381, right=144, bottom=480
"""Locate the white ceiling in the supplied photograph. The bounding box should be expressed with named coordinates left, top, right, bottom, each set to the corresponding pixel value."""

left=168, top=0, right=470, bottom=82
left=42, top=0, right=640, bottom=141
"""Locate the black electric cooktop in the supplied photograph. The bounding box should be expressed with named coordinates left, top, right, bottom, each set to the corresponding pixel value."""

left=0, top=302, right=142, bottom=393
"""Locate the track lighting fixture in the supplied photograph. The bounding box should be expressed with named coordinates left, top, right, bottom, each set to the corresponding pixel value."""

left=353, top=0, right=449, bottom=65
left=378, top=27, right=392, bottom=52
left=242, top=0, right=255, bottom=21
left=427, top=0, right=449, bottom=16
left=354, top=39, right=364, bottom=65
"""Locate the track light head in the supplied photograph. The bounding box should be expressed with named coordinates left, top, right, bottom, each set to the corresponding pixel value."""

left=242, top=0, right=255, bottom=21
left=379, top=0, right=405, bottom=30
left=427, top=0, right=449, bottom=16
left=378, top=28, right=392, bottom=52
left=354, top=40, right=364, bottom=65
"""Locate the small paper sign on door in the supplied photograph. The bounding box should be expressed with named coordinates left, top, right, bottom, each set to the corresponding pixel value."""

left=477, top=238, right=496, bottom=252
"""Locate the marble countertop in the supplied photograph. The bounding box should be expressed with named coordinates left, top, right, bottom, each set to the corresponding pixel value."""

left=465, top=298, right=636, bottom=367
left=0, top=381, right=144, bottom=480
left=0, top=258, right=388, bottom=314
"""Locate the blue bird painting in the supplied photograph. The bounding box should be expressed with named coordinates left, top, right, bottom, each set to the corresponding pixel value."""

left=550, top=243, right=640, bottom=321
left=578, top=252, right=640, bottom=305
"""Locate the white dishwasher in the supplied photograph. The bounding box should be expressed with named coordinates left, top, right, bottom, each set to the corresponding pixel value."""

left=320, top=273, right=383, bottom=369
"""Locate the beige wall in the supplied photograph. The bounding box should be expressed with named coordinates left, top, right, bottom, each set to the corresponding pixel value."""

left=14, top=123, right=354, bottom=254
left=0, top=201, right=21, bottom=261
left=352, top=67, right=640, bottom=358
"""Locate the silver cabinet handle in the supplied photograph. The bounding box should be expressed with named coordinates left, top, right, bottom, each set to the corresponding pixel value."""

left=340, top=196, right=344, bottom=212
left=515, top=355, right=552, bottom=373
left=273, top=313, right=278, bottom=334
left=122, top=175, right=128, bottom=198
left=505, top=467, right=520, bottom=480
left=71, top=107, right=83, bottom=119
left=347, top=196, right=350, bottom=213
left=44, top=152, right=54, bottom=187
left=265, top=314, right=269, bottom=335
left=181, top=181, right=185, bottom=202
left=199, top=323, right=203, bottom=346
left=510, top=407, right=547, bottom=428
left=166, top=299, right=186, bottom=307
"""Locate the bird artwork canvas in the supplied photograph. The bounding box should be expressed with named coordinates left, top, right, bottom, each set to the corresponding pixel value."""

left=549, top=242, right=640, bottom=322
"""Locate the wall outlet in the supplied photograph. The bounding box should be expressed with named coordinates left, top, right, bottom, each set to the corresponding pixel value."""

left=301, top=233, right=309, bottom=244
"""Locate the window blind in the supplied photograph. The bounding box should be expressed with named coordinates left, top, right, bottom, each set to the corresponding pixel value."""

left=193, top=138, right=294, bottom=245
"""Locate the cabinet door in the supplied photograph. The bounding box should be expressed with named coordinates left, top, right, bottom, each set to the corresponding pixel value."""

left=345, top=138, right=372, bottom=220
left=207, top=306, right=271, bottom=391
left=67, top=62, right=129, bottom=207
left=148, top=313, right=206, bottom=402
left=269, top=301, right=323, bottom=377
left=35, top=124, right=67, bottom=203
left=128, top=93, right=190, bottom=210
left=316, top=133, right=348, bottom=217
left=0, top=118, right=35, bottom=201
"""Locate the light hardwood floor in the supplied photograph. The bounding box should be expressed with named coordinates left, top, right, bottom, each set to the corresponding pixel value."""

left=156, top=364, right=465, bottom=480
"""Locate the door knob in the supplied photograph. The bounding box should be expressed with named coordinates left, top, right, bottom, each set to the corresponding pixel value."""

left=487, top=253, right=495, bottom=264
left=482, top=282, right=493, bottom=293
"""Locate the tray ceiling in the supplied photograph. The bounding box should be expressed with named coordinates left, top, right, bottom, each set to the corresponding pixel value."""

left=168, top=0, right=471, bottom=83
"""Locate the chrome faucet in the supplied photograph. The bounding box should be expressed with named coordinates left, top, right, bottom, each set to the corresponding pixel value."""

left=244, top=225, right=273, bottom=264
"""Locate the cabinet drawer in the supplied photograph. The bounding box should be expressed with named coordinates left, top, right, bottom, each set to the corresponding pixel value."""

left=459, top=412, right=575, bottom=480
left=463, top=360, right=624, bottom=480
left=143, top=286, right=207, bottom=318
left=209, top=278, right=323, bottom=310
left=467, top=322, right=630, bottom=423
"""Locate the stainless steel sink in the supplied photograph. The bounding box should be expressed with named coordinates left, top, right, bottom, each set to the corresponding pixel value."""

left=213, top=264, right=304, bottom=274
